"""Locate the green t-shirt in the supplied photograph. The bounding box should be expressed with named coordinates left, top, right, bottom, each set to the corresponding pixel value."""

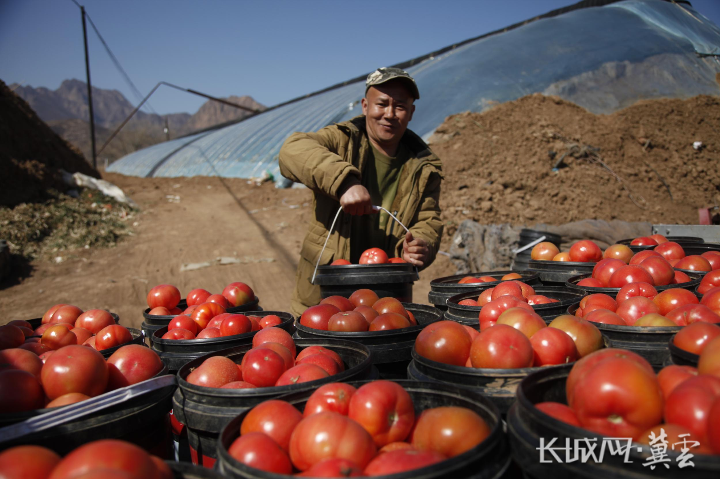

left=350, top=143, right=409, bottom=262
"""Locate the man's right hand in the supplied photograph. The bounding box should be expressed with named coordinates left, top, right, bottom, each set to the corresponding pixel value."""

left=339, top=181, right=374, bottom=215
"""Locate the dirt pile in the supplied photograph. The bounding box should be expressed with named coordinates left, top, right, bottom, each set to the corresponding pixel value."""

left=429, top=94, right=720, bottom=236
left=0, top=80, right=99, bottom=207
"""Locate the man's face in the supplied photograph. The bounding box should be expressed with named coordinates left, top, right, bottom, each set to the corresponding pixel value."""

left=361, top=81, right=415, bottom=151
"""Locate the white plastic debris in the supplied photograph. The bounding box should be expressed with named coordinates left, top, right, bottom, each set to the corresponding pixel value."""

left=61, top=170, right=138, bottom=208
left=693, top=141, right=703, bottom=150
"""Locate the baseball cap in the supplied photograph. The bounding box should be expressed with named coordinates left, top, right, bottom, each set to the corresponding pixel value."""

left=365, top=67, right=420, bottom=100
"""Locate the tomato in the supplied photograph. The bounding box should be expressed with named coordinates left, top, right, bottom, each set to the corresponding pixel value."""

left=530, top=327, right=578, bottom=366
left=222, top=282, right=255, bottom=307
left=698, top=270, right=720, bottom=295
left=46, top=392, right=91, bottom=408
left=653, top=288, right=699, bottom=316
left=580, top=293, right=617, bottom=311
left=569, top=240, right=602, bottom=263
left=168, top=315, right=199, bottom=335
left=570, top=356, right=663, bottom=440
left=191, top=302, right=226, bottom=330
left=162, top=328, right=195, bottom=340
left=347, top=381, right=414, bottom=447
left=673, top=321, right=720, bottom=355
left=41, top=345, right=108, bottom=400
left=547, top=315, right=604, bottom=357
left=372, top=297, right=409, bottom=319
left=459, top=298, right=479, bottom=306
left=331, top=259, right=352, bottom=265
left=577, top=278, right=602, bottom=287
left=364, top=449, right=446, bottom=476
left=657, top=365, right=698, bottom=399
left=477, top=288, right=494, bottom=306
left=288, top=411, right=377, bottom=471
left=616, top=282, right=657, bottom=303
left=241, top=348, right=285, bottom=387
left=470, top=324, right=533, bottom=369
left=458, top=276, right=480, bottom=284
left=702, top=252, right=720, bottom=270
left=603, top=244, right=633, bottom=263
left=353, top=306, right=379, bottom=324
left=221, top=381, right=256, bottom=389
left=527, top=295, right=557, bottom=305
left=638, top=256, right=674, bottom=286
left=592, top=258, right=626, bottom=287
left=205, top=294, right=230, bottom=309
left=615, top=296, right=660, bottom=325
left=701, top=286, right=720, bottom=313
left=698, top=335, right=720, bottom=377
left=259, top=315, right=282, bottom=329
left=50, top=439, right=162, bottom=478
left=348, top=289, right=379, bottom=308
left=478, top=296, right=533, bottom=331
left=0, top=348, right=43, bottom=377
left=650, top=234, right=668, bottom=244
left=609, top=265, right=655, bottom=288
left=275, top=364, right=329, bottom=386
left=42, top=304, right=66, bottom=324
left=496, top=308, right=546, bottom=338
left=320, top=295, right=354, bottom=312
left=74, top=309, right=115, bottom=334
left=0, top=445, right=61, bottom=478
left=296, top=346, right=343, bottom=370
left=298, top=354, right=341, bottom=376
left=47, top=305, right=84, bottom=325
left=19, top=341, right=50, bottom=357
left=531, top=242, right=559, bottom=260
left=675, top=255, right=713, bottom=272
left=629, top=250, right=662, bottom=265
left=553, top=252, right=572, bottom=261
left=411, top=406, right=490, bottom=457
left=585, top=309, right=626, bottom=325
left=82, top=337, right=96, bottom=349
left=186, top=288, right=211, bottom=306
left=654, top=242, right=685, bottom=261
left=0, top=369, right=44, bottom=412
left=664, top=375, right=720, bottom=443
left=241, top=400, right=303, bottom=451
left=359, top=248, right=388, bottom=264
left=219, top=314, right=252, bottom=337
left=709, top=398, right=720, bottom=454
left=40, top=324, right=77, bottom=350
left=229, top=431, right=294, bottom=474
left=300, top=304, right=340, bottom=331
left=633, top=313, right=676, bottom=327
left=188, top=356, right=240, bottom=388
left=369, top=313, right=411, bottom=331
left=8, top=319, right=32, bottom=330
left=146, top=284, right=181, bottom=310
left=106, top=344, right=163, bottom=390
left=254, top=343, right=291, bottom=372
left=490, top=281, right=523, bottom=300
left=304, top=383, right=357, bottom=417
left=71, top=327, right=93, bottom=346
left=0, top=324, right=26, bottom=350
left=298, top=458, right=363, bottom=477
left=535, top=402, right=581, bottom=427
left=328, top=311, right=369, bottom=332
left=666, top=304, right=720, bottom=326
left=501, top=273, right=521, bottom=280
left=253, top=327, right=296, bottom=356
left=414, top=321, right=472, bottom=366
left=95, top=325, right=133, bottom=351
left=631, top=236, right=658, bottom=246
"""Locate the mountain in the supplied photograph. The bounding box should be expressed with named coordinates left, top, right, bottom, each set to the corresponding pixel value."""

left=9, top=79, right=266, bottom=163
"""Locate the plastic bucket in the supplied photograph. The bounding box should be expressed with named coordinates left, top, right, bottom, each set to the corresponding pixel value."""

left=520, top=228, right=563, bottom=247
left=567, top=303, right=677, bottom=367
left=292, top=303, right=443, bottom=380
left=512, top=252, right=532, bottom=271
left=150, top=311, right=294, bottom=374
left=428, top=270, right=541, bottom=310
left=216, top=379, right=510, bottom=478
left=312, top=263, right=419, bottom=303
left=528, top=260, right=594, bottom=286
left=166, top=461, right=228, bottom=479
left=507, top=364, right=720, bottom=477
left=565, top=272, right=702, bottom=294
left=408, top=337, right=610, bottom=415
left=172, top=339, right=375, bottom=468
left=667, top=334, right=699, bottom=367
left=444, top=286, right=586, bottom=326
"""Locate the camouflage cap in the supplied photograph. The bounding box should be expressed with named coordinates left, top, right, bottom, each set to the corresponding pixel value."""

left=365, top=67, right=420, bottom=99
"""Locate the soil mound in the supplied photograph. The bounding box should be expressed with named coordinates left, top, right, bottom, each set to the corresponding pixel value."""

left=0, top=80, right=99, bottom=207
left=429, top=94, right=720, bottom=233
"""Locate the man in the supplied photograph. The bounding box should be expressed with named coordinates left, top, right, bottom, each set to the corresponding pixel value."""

left=279, top=67, right=443, bottom=316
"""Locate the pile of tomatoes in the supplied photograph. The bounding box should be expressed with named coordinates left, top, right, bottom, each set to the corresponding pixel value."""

left=458, top=280, right=559, bottom=311
left=185, top=327, right=343, bottom=389
left=1, top=306, right=134, bottom=359
left=530, top=239, right=604, bottom=263
left=575, top=285, right=720, bottom=327
left=225, top=380, right=490, bottom=476
left=0, top=439, right=173, bottom=478
left=536, top=347, right=720, bottom=454
left=330, top=247, right=406, bottom=265
left=457, top=271, right=522, bottom=284
left=300, top=291, right=417, bottom=333
left=146, top=281, right=255, bottom=316
left=0, top=343, right=163, bottom=413
left=161, top=311, right=282, bottom=341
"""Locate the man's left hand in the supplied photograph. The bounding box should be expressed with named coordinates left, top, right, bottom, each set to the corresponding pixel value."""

left=402, top=231, right=430, bottom=267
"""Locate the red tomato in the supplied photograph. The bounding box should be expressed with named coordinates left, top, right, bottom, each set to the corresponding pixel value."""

left=698, top=270, right=720, bottom=295
left=348, top=380, right=415, bottom=447
left=553, top=252, right=571, bottom=261
left=47, top=305, right=84, bottom=325
left=664, top=375, right=720, bottom=443
left=491, top=281, right=523, bottom=300
left=470, top=324, right=533, bottom=368
left=459, top=298, right=479, bottom=306
left=675, top=255, right=713, bottom=272
left=220, top=314, right=252, bottom=337
left=191, top=302, right=227, bottom=330
left=535, top=402, right=581, bottom=427
left=106, top=344, right=164, bottom=390
left=241, top=348, right=285, bottom=387
left=580, top=293, right=617, bottom=311
left=570, top=356, right=663, bottom=440
left=162, top=328, right=195, bottom=340
left=650, top=234, right=668, bottom=244
left=353, top=306, right=379, bottom=324
left=458, top=276, right=480, bottom=284
left=569, top=240, right=602, bottom=263
left=369, top=313, right=411, bottom=331
left=298, top=354, right=341, bottom=376
left=496, top=308, right=546, bottom=338
left=222, top=282, right=255, bottom=307
left=411, top=406, right=490, bottom=457
left=241, top=400, right=303, bottom=451
left=512, top=281, right=535, bottom=299
left=526, top=295, right=554, bottom=305
left=359, top=248, right=388, bottom=265
left=169, top=315, right=199, bottom=335
left=220, top=381, right=256, bottom=389
left=0, top=369, right=44, bottom=412
left=653, top=288, right=699, bottom=315
left=296, top=346, right=343, bottom=371
left=0, top=445, right=60, bottom=478
left=187, top=288, right=211, bottom=306
left=702, top=286, right=720, bottom=314
left=253, top=327, right=296, bottom=357
left=501, top=273, right=521, bottom=280
left=372, top=297, right=409, bottom=319
left=304, top=383, right=357, bottom=417
left=41, top=324, right=77, bottom=350
left=275, top=364, right=329, bottom=386
left=71, top=327, right=93, bottom=346
left=259, top=314, right=283, bottom=329
left=603, top=244, right=633, bottom=263
left=320, top=295, right=354, bottom=312
left=0, top=348, right=43, bottom=378
left=348, top=289, right=379, bottom=308
left=698, top=335, right=720, bottom=377
left=331, top=259, right=352, bottom=265
left=530, top=327, right=578, bottom=366
left=300, top=304, right=340, bottom=331
left=148, top=307, right=170, bottom=316
left=74, top=309, right=115, bottom=334
left=709, top=398, right=720, bottom=454
left=50, top=439, right=163, bottom=478
left=657, top=365, right=698, bottom=399
left=206, top=294, right=230, bottom=309
left=298, top=458, right=363, bottom=477
left=631, top=236, right=658, bottom=246
left=187, top=356, right=239, bottom=388
left=260, top=342, right=294, bottom=371
left=42, top=304, right=66, bottom=324
left=19, top=341, right=50, bottom=357
left=41, top=345, right=108, bottom=400
left=701, top=252, right=720, bottom=270
left=666, top=304, right=720, bottom=326
left=592, top=258, right=626, bottom=287
left=639, top=256, right=674, bottom=286
left=654, top=242, right=685, bottom=261
left=478, top=296, right=533, bottom=331
left=578, top=278, right=603, bottom=287
left=477, top=288, right=494, bottom=306
left=228, top=432, right=293, bottom=474
left=363, top=449, right=446, bottom=476
left=585, top=309, right=627, bottom=325
left=608, top=265, right=655, bottom=288
left=288, top=412, right=377, bottom=471
left=633, top=313, right=676, bottom=327
left=328, top=311, right=369, bottom=332
left=547, top=315, right=604, bottom=357
left=95, top=325, right=133, bottom=351
left=0, top=325, right=25, bottom=350
left=629, top=250, right=662, bottom=265
left=45, top=392, right=90, bottom=408
left=531, top=242, right=560, bottom=261
left=615, top=296, right=660, bottom=325
left=673, top=322, right=720, bottom=355
left=616, top=282, right=657, bottom=303
left=672, top=270, right=692, bottom=284
left=146, top=284, right=181, bottom=309
left=415, top=321, right=472, bottom=366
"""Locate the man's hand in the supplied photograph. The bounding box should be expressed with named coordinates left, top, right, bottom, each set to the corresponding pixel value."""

left=402, top=231, right=431, bottom=267
left=339, top=181, right=374, bottom=216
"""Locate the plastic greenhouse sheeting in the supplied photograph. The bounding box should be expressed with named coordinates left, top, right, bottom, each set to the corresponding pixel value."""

left=107, top=0, right=720, bottom=181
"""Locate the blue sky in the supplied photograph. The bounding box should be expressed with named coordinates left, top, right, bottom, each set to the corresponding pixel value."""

left=1, top=0, right=718, bottom=115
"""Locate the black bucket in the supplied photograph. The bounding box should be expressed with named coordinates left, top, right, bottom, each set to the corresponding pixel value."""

left=0, top=374, right=176, bottom=457
left=565, top=272, right=702, bottom=294
left=444, top=286, right=586, bottom=326
left=172, top=339, right=375, bottom=468
left=667, top=334, right=700, bottom=367
left=312, top=264, right=419, bottom=303
left=507, top=364, right=720, bottom=478
left=520, top=228, right=563, bottom=247
left=166, top=461, right=228, bottom=479
left=408, top=336, right=610, bottom=415
left=216, top=380, right=510, bottom=479
left=512, top=252, right=532, bottom=271
left=142, top=297, right=261, bottom=345
left=567, top=303, right=677, bottom=367
left=292, top=303, right=442, bottom=380
left=528, top=260, right=595, bottom=286
left=428, top=270, right=541, bottom=311
left=151, top=311, right=294, bottom=374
